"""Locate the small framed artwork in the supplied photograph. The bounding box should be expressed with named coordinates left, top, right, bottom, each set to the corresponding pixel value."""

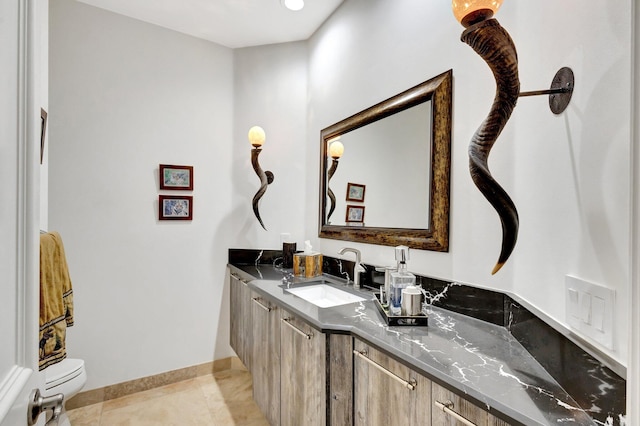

left=160, top=164, right=193, bottom=190
left=159, top=195, right=193, bottom=220
left=345, top=205, right=365, bottom=223
left=346, top=182, right=366, bottom=202
left=40, top=108, right=48, bottom=164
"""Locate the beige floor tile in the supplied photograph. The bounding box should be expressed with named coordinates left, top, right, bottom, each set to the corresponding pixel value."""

left=201, top=369, right=253, bottom=402
left=68, top=368, right=268, bottom=425
left=102, top=378, right=198, bottom=412
left=99, top=386, right=213, bottom=425
left=197, top=370, right=268, bottom=425
left=67, top=402, right=103, bottom=426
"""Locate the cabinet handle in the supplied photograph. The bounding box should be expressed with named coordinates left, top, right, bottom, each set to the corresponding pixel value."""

left=252, top=297, right=272, bottom=312
left=353, top=349, right=416, bottom=391
left=281, top=318, right=312, bottom=339
left=231, top=273, right=249, bottom=286
left=434, top=400, right=478, bottom=426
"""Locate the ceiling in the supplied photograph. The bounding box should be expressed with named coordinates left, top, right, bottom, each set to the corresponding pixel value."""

left=76, top=0, right=344, bottom=48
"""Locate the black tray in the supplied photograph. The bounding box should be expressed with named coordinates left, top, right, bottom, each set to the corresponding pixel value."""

left=373, top=293, right=428, bottom=326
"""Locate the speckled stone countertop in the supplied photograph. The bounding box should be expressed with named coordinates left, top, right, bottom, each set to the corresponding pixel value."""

left=229, top=263, right=599, bottom=426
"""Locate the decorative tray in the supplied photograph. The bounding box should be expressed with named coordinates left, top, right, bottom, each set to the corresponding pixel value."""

left=373, top=293, right=428, bottom=326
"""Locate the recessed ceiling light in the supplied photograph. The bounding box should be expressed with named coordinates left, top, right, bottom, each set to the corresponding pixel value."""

left=281, top=0, right=304, bottom=11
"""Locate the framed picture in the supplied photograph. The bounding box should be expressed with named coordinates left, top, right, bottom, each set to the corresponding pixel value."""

left=346, top=182, right=366, bottom=202
left=40, top=108, right=47, bottom=164
left=345, top=205, right=365, bottom=223
left=160, top=164, right=193, bottom=190
left=159, top=195, right=193, bottom=220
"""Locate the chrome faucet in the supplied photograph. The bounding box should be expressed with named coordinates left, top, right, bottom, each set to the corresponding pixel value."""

left=338, top=247, right=365, bottom=289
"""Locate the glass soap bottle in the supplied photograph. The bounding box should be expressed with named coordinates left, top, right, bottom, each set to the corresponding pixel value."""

left=389, top=246, right=416, bottom=315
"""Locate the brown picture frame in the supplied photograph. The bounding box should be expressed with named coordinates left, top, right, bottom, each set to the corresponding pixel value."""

left=345, top=205, right=365, bottom=223
left=159, top=195, right=193, bottom=220
left=346, top=182, right=365, bottom=202
left=160, top=164, right=193, bottom=190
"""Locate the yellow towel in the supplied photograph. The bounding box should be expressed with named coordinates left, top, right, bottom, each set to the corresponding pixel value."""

left=39, top=231, right=74, bottom=370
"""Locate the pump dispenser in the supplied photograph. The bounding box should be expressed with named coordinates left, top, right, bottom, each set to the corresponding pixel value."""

left=389, top=246, right=416, bottom=315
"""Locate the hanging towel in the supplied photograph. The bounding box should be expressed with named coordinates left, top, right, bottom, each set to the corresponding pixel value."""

left=39, top=231, right=74, bottom=370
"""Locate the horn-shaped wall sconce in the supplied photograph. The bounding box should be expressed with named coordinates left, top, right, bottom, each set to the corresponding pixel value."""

left=248, top=126, right=274, bottom=230
left=453, top=0, right=574, bottom=274
left=326, top=138, right=344, bottom=223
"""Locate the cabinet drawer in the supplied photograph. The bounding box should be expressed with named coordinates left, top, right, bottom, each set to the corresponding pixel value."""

left=353, top=339, right=431, bottom=426
left=432, top=382, right=511, bottom=426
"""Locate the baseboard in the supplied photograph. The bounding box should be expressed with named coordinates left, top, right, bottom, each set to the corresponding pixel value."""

left=66, top=356, right=245, bottom=410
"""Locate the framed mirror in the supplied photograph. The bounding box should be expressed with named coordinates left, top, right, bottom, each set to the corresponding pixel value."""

left=319, top=69, right=452, bottom=251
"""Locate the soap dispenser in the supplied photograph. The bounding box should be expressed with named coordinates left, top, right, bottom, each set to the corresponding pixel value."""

left=389, top=246, right=416, bottom=315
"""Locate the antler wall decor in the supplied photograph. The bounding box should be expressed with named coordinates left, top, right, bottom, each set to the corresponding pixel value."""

left=453, top=0, right=574, bottom=274
left=248, top=126, right=274, bottom=231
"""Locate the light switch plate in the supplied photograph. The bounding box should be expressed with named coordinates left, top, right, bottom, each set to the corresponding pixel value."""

left=579, top=292, right=592, bottom=324
left=565, top=275, right=615, bottom=349
left=567, top=288, right=579, bottom=319
left=592, top=296, right=605, bottom=332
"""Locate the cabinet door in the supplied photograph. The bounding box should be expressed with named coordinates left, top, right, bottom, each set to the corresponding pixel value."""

left=432, top=382, right=511, bottom=425
left=353, top=339, right=431, bottom=426
left=329, top=334, right=353, bottom=426
left=251, top=292, right=281, bottom=425
left=280, top=309, right=326, bottom=426
left=230, top=272, right=252, bottom=371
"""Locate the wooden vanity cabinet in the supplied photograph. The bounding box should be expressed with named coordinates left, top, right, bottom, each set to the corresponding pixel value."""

left=432, top=382, right=511, bottom=426
left=229, top=272, right=252, bottom=371
left=280, top=309, right=327, bottom=426
left=229, top=270, right=512, bottom=426
left=353, top=338, right=432, bottom=426
left=251, top=291, right=281, bottom=425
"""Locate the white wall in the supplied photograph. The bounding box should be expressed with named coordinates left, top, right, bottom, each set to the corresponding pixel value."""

left=308, top=0, right=632, bottom=366
left=49, top=0, right=237, bottom=390
left=512, top=2, right=630, bottom=364
left=49, top=0, right=309, bottom=391
left=233, top=42, right=309, bottom=248
left=49, top=0, right=633, bottom=391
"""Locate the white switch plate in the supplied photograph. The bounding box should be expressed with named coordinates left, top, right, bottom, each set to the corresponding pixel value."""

left=565, top=275, right=615, bottom=349
left=592, top=296, right=605, bottom=332
left=579, top=292, right=591, bottom=324
left=567, top=288, right=579, bottom=319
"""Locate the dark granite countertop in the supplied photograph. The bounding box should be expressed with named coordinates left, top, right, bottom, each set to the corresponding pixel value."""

left=229, top=263, right=598, bottom=426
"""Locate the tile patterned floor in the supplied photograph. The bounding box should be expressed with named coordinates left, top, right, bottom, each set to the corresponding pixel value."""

left=68, top=367, right=269, bottom=425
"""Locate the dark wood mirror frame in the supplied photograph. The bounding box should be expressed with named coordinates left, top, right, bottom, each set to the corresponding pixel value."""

left=318, top=69, right=452, bottom=251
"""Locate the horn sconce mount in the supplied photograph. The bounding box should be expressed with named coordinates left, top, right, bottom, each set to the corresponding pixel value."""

left=454, top=0, right=575, bottom=274
left=248, top=126, right=274, bottom=231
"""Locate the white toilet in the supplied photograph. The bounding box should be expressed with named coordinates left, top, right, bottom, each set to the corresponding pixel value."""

left=44, top=359, right=87, bottom=426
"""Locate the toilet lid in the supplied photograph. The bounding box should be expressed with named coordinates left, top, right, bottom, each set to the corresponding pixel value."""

left=45, top=359, right=85, bottom=389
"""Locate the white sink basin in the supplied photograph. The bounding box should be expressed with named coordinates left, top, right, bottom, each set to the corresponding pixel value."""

left=285, top=284, right=366, bottom=308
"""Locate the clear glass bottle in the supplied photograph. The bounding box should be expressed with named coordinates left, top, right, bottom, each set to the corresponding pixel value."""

left=389, top=246, right=416, bottom=315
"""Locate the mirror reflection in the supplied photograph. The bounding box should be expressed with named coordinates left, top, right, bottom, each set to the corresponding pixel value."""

left=319, top=69, right=452, bottom=251
left=326, top=101, right=432, bottom=228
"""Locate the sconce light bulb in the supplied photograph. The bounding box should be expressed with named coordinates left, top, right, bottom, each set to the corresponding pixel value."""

left=281, top=0, right=304, bottom=11
left=248, top=126, right=266, bottom=148
left=329, top=140, right=344, bottom=159
left=452, top=0, right=503, bottom=27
